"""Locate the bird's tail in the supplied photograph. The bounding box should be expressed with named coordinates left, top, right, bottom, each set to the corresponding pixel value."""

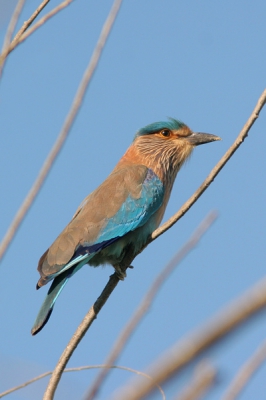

left=31, top=261, right=85, bottom=335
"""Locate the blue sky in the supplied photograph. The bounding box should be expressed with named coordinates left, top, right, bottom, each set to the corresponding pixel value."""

left=0, top=1, right=266, bottom=399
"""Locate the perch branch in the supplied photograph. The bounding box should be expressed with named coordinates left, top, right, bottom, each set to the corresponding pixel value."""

left=85, top=212, right=217, bottom=400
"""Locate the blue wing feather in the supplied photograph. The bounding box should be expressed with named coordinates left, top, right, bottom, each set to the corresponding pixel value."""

left=66, top=169, right=163, bottom=261
left=95, top=168, right=164, bottom=243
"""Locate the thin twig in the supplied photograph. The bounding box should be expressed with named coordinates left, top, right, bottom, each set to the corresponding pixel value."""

left=151, top=88, right=266, bottom=241
left=173, top=360, right=217, bottom=400
left=41, top=1, right=124, bottom=398
left=85, top=212, right=217, bottom=400
left=0, top=0, right=121, bottom=262
left=0, top=0, right=73, bottom=72
left=0, top=0, right=26, bottom=77
left=113, top=276, right=266, bottom=400
left=0, top=365, right=165, bottom=400
left=222, top=339, right=266, bottom=400
left=12, top=0, right=51, bottom=42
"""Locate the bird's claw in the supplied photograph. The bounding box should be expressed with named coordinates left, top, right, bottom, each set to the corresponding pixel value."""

left=114, top=266, right=127, bottom=280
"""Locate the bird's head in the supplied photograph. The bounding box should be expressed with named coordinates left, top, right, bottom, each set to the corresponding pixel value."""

left=133, top=118, right=221, bottom=180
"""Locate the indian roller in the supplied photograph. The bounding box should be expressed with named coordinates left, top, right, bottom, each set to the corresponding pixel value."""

left=31, top=118, right=220, bottom=335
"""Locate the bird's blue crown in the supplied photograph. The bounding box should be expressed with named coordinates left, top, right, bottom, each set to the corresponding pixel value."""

left=134, top=118, right=185, bottom=141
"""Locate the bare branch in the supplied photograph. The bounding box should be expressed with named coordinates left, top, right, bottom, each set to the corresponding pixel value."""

left=0, top=365, right=164, bottom=400
left=85, top=212, right=217, bottom=400
left=0, top=0, right=122, bottom=262
left=12, top=0, right=51, bottom=42
left=173, top=360, right=217, bottom=400
left=222, top=340, right=266, bottom=400
left=114, top=276, right=266, bottom=400
left=0, top=0, right=73, bottom=73
left=0, top=0, right=26, bottom=76
left=12, top=0, right=74, bottom=46
left=151, top=88, right=266, bottom=241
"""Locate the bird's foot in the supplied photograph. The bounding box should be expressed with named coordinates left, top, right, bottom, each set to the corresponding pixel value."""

left=114, top=265, right=127, bottom=280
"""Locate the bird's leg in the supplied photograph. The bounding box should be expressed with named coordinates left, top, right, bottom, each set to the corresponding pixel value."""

left=113, top=246, right=135, bottom=279
left=113, top=264, right=127, bottom=280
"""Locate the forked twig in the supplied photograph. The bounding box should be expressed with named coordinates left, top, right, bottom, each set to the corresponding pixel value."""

left=0, top=0, right=73, bottom=71
left=13, top=0, right=51, bottom=42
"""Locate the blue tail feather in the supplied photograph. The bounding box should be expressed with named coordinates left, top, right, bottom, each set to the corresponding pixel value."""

left=31, top=260, right=86, bottom=335
left=32, top=237, right=121, bottom=334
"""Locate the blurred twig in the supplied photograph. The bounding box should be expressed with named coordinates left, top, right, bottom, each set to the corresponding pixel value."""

left=84, top=212, right=217, bottom=400
left=0, top=0, right=26, bottom=77
left=222, top=339, right=266, bottom=400
left=113, top=276, right=266, bottom=400
left=0, top=365, right=165, bottom=400
left=0, top=0, right=121, bottom=262
left=173, top=360, right=217, bottom=400
left=151, top=88, right=266, bottom=241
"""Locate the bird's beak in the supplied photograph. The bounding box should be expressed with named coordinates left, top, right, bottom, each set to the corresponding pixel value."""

left=186, top=132, right=221, bottom=146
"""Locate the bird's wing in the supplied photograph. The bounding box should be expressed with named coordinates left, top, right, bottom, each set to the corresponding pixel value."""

left=94, top=167, right=164, bottom=242
left=32, top=167, right=164, bottom=335
left=38, top=166, right=164, bottom=282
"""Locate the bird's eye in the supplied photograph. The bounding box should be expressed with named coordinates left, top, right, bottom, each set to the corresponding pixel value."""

left=160, top=129, right=171, bottom=137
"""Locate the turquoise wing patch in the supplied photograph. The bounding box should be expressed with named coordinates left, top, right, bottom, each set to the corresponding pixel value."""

left=97, top=168, right=164, bottom=242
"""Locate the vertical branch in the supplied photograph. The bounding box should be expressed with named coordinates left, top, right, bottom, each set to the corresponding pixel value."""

left=0, top=0, right=123, bottom=263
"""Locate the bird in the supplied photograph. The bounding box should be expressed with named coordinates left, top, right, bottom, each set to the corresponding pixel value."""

left=31, top=118, right=220, bottom=335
